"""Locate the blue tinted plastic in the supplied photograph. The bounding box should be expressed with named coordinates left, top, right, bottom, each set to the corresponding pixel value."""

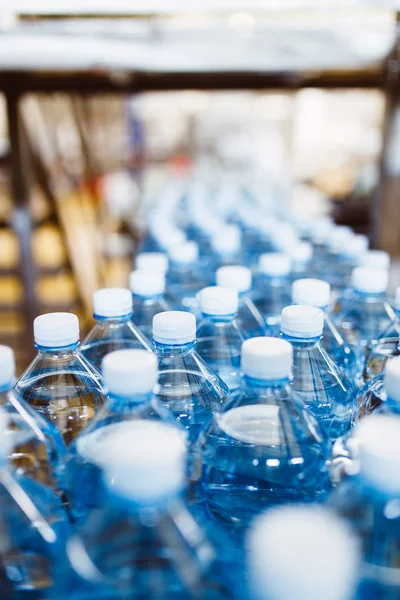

left=131, top=294, right=170, bottom=339
left=200, top=375, right=331, bottom=526
left=281, top=333, right=355, bottom=441
left=253, top=275, right=292, bottom=336
left=236, top=295, right=266, bottom=338
left=81, top=314, right=152, bottom=371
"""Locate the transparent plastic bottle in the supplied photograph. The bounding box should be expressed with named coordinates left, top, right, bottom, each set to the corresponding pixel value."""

left=247, top=505, right=360, bottom=600
left=135, top=251, right=169, bottom=275
left=364, top=286, right=400, bottom=383
left=152, top=311, right=229, bottom=446
left=0, top=409, right=69, bottom=596
left=335, top=267, right=395, bottom=383
left=216, top=265, right=266, bottom=338
left=0, top=346, right=65, bottom=491
left=167, top=241, right=208, bottom=313
left=130, top=269, right=171, bottom=338
left=327, top=234, right=369, bottom=295
left=330, top=414, right=400, bottom=599
left=196, top=287, right=246, bottom=393
left=288, top=241, right=313, bottom=281
left=292, top=278, right=357, bottom=380
left=254, top=253, right=292, bottom=336
left=210, top=225, right=242, bottom=269
left=65, top=349, right=179, bottom=521
left=16, top=313, right=106, bottom=447
left=200, top=337, right=330, bottom=525
left=358, top=354, right=400, bottom=418
left=80, top=288, right=152, bottom=371
left=280, top=305, right=355, bottom=441
left=61, top=421, right=230, bottom=599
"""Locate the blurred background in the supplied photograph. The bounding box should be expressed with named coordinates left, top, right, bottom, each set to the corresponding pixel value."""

left=0, top=1, right=399, bottom=370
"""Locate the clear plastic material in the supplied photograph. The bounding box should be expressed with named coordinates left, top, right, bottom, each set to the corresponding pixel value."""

left=200, top=338, right=330, bottom=525
left=280, top=329, right=355, bottom=442
left=60, top=421, right=229, bottom=599
left=253, top=272, right=292, bottom=336
left=196, top=311, right=247, bottom=393
left=64, top=350, right=179, bottom=521
left=131, top=292, right=171, bottom=339
left=16, top=342, right=106, bottom=447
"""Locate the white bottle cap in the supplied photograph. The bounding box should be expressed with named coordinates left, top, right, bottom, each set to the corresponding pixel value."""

left=212, top=225, right=241, bottom=255
left=309, top=217, right=334, bottom=245
left=153, top=311, right=196, bottom=345
left=157, top=229, right=186, bottom=251
left=328, top=226, right=354, bottom=253
left=103, top=420, right=186, bottom=501
left=129, top=270, right=166, bottom=297
left=351, top=267, right=388, bottom=294
left=341, top=234, right=369, bottom=259
left=102, top=349, right=157, bottom=397
left=135, top=252, right=169, bottom=274
left=216, top=265, right=252, bottom=293
left=280, top=305, right=324, bottom=338
left=241, top=337, right=293, bottom=380
left=93, top=288, right=133, bottom=318
left=0, top=346, right=15, bottom=388
left=357, top=414, right=400, bottom=495
left=169, top=241, right=199, bottom=265
left=259, top=253, right=291, bottom=277
left=248, top=506, right=360, bottom=600
left=289, top=242, right=313, bottom=264
left=292, top=279, right=331, bottom=309
left=384, top=357, right=400, bottom=404
left=360, top=250, right=390, bottom=270
left=34, top=313, right=80, bottom=348
left=394, top=286, right=400, bottom=311
left=198, top=286, right=238, bottom=316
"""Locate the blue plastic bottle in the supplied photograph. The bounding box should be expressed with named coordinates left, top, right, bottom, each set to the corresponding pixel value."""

left=130, top=269, right=170, bottom=338
left=280, top=305, right=355, bottom=441
left=80, top=288, right=152, bottom=371
left=16, top=313, right=106, bottom=447
left=359, top=354, right=400, bottom=418
left=247, top=505, right=360, bottom=600
left=254, top=253, right=292, bottom=336
left=200, top=337, right=330, bottom=526
left=152, top=311, right=230, bottom=447
left=135, top=250, right=169, bottom=276
left=196, top=286, right=246, bottom=393
left=335, top=267, right=396, bottom=384
left=64, top=349, right=178, bottom=521
left=167, top=241, right=208, bottom=313
left=0, top=346, right=65, bottom=492
left=364, top=286, right=400, bottom=383
left=0, top=408, right=69, bottom=597
left=292, top=278, right=357, bottom=380
left=216, top=265, right=266, bottom=338
left=60, top=421, right=230, bottom=599
left=330, top=414, right=400, bottom=599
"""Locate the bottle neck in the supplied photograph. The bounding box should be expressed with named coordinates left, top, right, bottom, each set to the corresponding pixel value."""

left=243, top=374, right=290, bottom=389
left=108, top=391, right=153, bottom=406
left=352, top=289, right=385, bottom=299
left=280, top=332, right=322, bottom=349
left=201, top=313, right=236, bottom=323
left=153, top=340, right=196, bottom=356
left=35, top=341, right=80, bottom=358
left=132, top=293, right=163, bottom=302
left=260, top=273, right=290, bottom=282
left=94, top=313, right=133, bottom=324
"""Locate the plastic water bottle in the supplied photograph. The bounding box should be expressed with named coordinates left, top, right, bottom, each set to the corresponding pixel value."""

left=288, top=241, right=313, bottom=281
left=61, top=421, right=229, bottom=599
left=359, top=249, right=391, bottom=270
left=64, top=349, right=178, bottom=521
left=247, top=505, right=360, bottom=600
left=211, top=225, right=242, bottom=269
left=327, top=234, right=369, bottom=294
left=167, top=241, right=208, bottom=313
left=330, top=414, right=400, bottom=598
left=292, top=278, right=357, bottom=379
left=152, top=311, right=229, bottom=446
left=280, top=305, right=355, bottom=441
left=200, top=337, right=330, bottom=525
left=357, top=354, right=400, bottom=419
left=130, top=269, right=170, bottom=338
left=135, top=251, right=169, bottom=275
left=80, top=288, right=152, bottom=371
left=254, top=253, right=292, bottom=336
left=364, top=286, right=400, bottom=383
left=216, top=265, right=266, bottom=338
left=0, top=345, right=65, bottom=491
left=16, top=313, right=106, bottom=447
left=196, top=287, right=246, bottom=392
left=335, top=267, right=395, bottom=383
left=0, top=408, right=69, bottom=596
